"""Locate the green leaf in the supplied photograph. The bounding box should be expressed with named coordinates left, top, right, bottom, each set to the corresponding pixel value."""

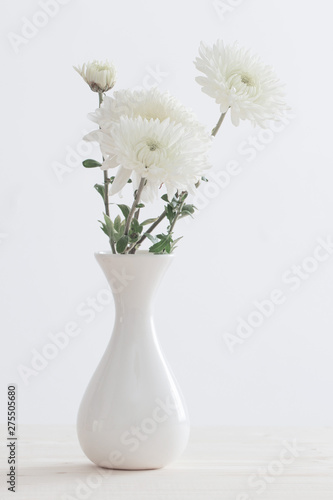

left=114, top=215, right=121, bottom=232
left=170, top=236, right=183, bottom=252
left=149, top=241, right=166, bottom=254
left=83, top=159, right=102, bottom=168
left=136, top=203, right=145, bottom=209
left=116, top=235, right=129, bottom=253
left=179, top=204, right=196, bottom=219
left=165, top=204, right=175, bottom=224
left=180, top=211, right=193, bottom=219
left=118, top=221, right=126, bottom=239
left=144, top=233, right=158, bottom=244
left=127, top=178, right=133, bottom=183
left=102, top=214, right=115, bottom=240
left=141, top=217, right=158, bottom=226
left=108, top=176, right=115, bottom=184
left=182, top=204, right=195, bottom=214
left=94, top=183, right=105, bottom=199
left=117, top=204, right=130, bottom=220
left=129, top=233, right=138, bottom=243
left=99, top=222, right=109, bottom=237
left=128, top=218, right=142, bottom=243
left=201, top=176, right=208, bottom=182
left=149, top=234, right=172, bottom=254
left=131, top=218, right=143, bottom=234
left=161, top=194, right=169, bottom=202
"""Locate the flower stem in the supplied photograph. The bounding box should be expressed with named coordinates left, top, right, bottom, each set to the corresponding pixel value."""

left=98, top=91, right=115, bottom=254
left=168, top=197, right=185, bottom=235
left=211, top=110, right=228, bottom=137
left=124, top=177, right=146, bottom=237
left=128, top=210, right=167, bottom=254
left=98, top=92, right=109, bottom=217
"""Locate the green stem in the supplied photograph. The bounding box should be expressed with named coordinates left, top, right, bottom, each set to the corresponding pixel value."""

left=168, top=197, right=186, bottom=235
left=128, top=210, right=167, bottom=254
left=98, top=92, right=109, bottom=217
left=124, top=177, right=146, bottom=238
left=211, top=110, right=228, bottom=137
left=98, top=91, right=115, bottom=254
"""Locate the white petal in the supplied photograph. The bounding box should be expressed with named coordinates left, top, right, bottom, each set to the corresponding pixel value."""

left=101, top=155, right=119, bottom=170
left=230, top=108, right=240, bottom=127
left=109, top=167, right=132, bottom=195
left=166, top=183, right=177, bottom=200
left=83, top=130, right=100, bottom=142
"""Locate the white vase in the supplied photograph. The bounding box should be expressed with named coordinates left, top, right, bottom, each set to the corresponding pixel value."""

left=77, top=251, right=190, bottom=470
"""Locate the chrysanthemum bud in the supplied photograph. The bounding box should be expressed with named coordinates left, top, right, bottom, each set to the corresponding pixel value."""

left=74, top=60, right=117, bottom=93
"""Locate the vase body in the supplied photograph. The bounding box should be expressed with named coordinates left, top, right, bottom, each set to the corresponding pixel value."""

left=77, top=251, right=190, bottom=470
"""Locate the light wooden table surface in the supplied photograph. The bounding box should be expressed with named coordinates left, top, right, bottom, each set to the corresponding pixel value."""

left=1, top=426, right=333, bottom=499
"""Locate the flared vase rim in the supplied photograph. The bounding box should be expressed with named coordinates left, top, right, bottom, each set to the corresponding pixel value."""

left=95, top=250, right=175, bottom=258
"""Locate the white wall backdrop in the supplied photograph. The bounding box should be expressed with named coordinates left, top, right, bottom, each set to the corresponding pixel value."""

left=1, top=0, right=333, bottom=425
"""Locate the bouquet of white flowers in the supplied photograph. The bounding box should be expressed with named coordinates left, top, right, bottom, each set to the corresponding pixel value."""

left=74, top=41, right=287, bottom=255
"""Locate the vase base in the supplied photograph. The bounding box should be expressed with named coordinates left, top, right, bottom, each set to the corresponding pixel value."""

left=96, top=464, right=166, bottom=471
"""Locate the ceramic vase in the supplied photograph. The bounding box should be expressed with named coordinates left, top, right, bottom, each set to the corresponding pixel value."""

left=77, top=251, right=190, bottom=470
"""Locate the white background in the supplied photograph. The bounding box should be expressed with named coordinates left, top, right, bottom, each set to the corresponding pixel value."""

left=1, top=0, right=333, bottom=426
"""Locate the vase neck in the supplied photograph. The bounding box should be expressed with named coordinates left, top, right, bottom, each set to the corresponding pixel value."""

left=95, top=252, right=173, bottom=324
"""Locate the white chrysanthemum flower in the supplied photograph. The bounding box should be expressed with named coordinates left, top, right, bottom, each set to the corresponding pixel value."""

left=74, top=60, right=116, bottom=93
left=96, top=116, right=211, bottom=202
left=85, top=88, right=211, bottom=199
left=195, top=40, right=287, bottom=127
left=87, top=87, right=207, bottom=131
